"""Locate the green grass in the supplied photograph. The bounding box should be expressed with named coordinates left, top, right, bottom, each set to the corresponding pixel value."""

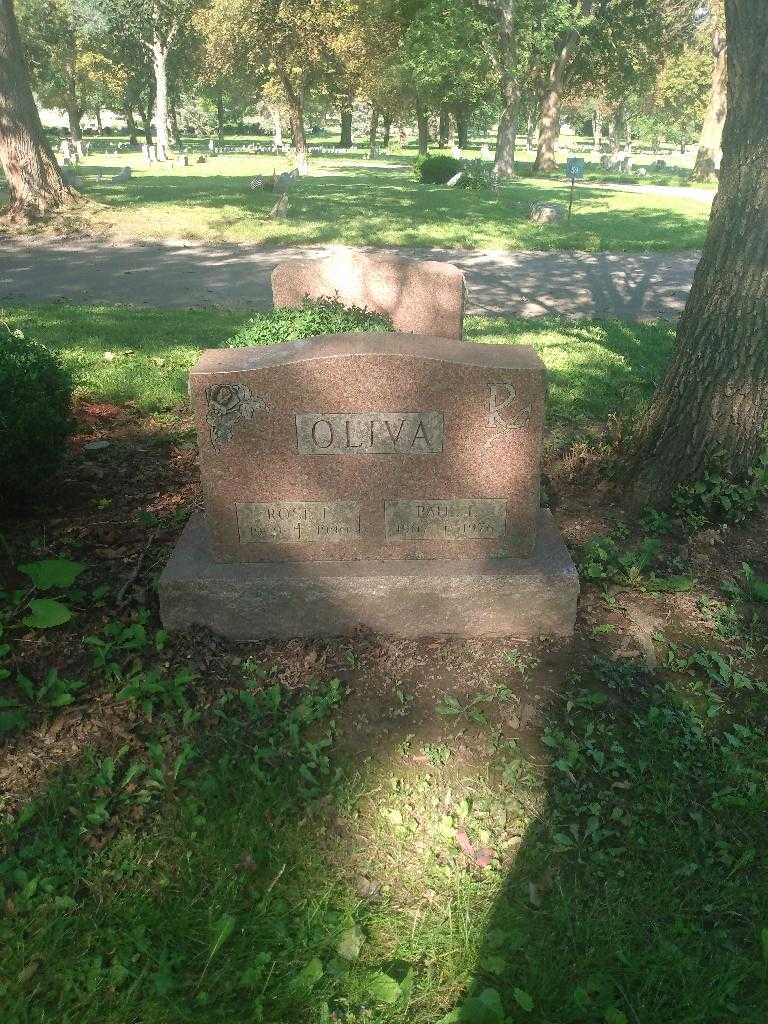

left=2, top=302, right=768, bottom=1023
left=2, top=612, right=768, bottom=1022
left=1, top=304, right=675, bottom=448
left=16, top=144, right=711, bottom=252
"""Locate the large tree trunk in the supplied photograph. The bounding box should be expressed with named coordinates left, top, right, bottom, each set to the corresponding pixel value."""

left=533, top=30, right=578, bottom=173
left=415, top=97, right=429, bottom=156
left=628, top=0, right=768, bottom=505
left=491, top=4, right=519, bottom=179
left=692, top=28, right=727, bottom=181
left=0, top=0, right=77, bottom=222
left=151, top=34, right=170, bottom=158
left=592, top=109, right=602, bottom=149
left=124, top=104, right=138, bottom=145
left=382, top=115, right=392, bottom=147
left=368, top=107, right=379, bottom=158
left=339, top=97, right=353, bottom=146
left=95, top=108, right=103, bottom=133
left=168, top=97, right=179, bottom=146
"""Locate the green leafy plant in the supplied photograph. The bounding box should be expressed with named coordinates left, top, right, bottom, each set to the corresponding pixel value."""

left=223, top=298, right=393, bottom=348
left=671, top=450, right=768, bottom=528
left=0, top=321, right=72, bottom=506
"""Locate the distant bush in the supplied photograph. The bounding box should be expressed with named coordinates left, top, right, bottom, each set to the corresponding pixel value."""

left=414, top=154, right=462, bottom=185
left=223, top=298, right=394, bottom=348
left=459, top=158, right=500, bottom=191
left=0, top=325, right=72, bottom=507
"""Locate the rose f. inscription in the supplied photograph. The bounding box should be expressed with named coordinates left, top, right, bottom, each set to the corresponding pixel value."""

left=206, top=383, right=266, bottom=447
left=488, top=382, right=532, bottom=432
left=296, top=412, right=443, bottom=455
left=236, top=501, right=361, bottom=543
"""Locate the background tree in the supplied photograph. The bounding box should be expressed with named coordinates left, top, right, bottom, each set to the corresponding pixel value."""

left=0, top=0, right=76, bottom=221
left=691, top=0, right=726, bottom=180
left=628, top=0, right=768, bottom=503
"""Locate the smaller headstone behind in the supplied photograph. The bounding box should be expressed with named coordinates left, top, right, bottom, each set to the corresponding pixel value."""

left=445, top=171, right=464, bottom=187
left=110, top=166, right=132, bottom=184
left=271, top=251, right=466, bottom=339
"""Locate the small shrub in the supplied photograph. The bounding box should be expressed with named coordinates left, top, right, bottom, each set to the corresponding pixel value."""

left=458, top=158, right=500, bottom=190
left=223, top=298, right=394, bottom=348
left=0, top=324, right=72, bottom=507
left=414, top=154, right=462, bottom=184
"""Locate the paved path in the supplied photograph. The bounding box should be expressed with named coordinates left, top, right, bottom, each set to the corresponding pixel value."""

left=0, top=239, right=700, bottom=320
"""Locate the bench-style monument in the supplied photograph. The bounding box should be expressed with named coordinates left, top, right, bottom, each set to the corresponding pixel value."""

left=159, top=332, right=578, bottom=639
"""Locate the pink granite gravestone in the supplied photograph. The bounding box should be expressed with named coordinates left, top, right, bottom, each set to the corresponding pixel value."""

left=271, top=252, right=466, bottom=338
left=160, top=333, right=578, bottom=639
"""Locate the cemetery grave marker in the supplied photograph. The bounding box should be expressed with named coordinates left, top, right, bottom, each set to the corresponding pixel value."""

left=160, top=332, right=578, bottom=640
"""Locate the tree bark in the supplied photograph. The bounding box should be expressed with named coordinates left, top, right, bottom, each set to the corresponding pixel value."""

left=368, top=106, right=379, bottom=158
left=533, top=29, right=578, bottom=173
left=95, top=108, right=102, bottom=133
left=692, top=28, right=727, bottom=181
left=382, top=115, right=392, bottom=147
left=415, top=97, right=429, bottom=156
left=491, top=3, right=519, bottom=179
left=124, top=104, right=138, bottom=145
left=0, top=0, right=77, bottom=222
left=526, top=112, right=535, bottom=150
left=339, top=97, right=353, bottom=146
left=628, top=0, right=768, bottom=505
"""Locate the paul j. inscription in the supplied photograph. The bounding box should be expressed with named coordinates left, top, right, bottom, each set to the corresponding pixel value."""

left=296, top=412, right=443, bottom=455
left=237, top=501, right=361, bottom=543
left=385, top=499, right=507, bottom=540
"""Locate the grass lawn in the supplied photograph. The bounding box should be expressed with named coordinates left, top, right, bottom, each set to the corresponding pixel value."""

left=3, top=306, right=768, bottom=1023
left=7, top=144, right=711, bottom=252
left=1, top=303, right=675, bottom=449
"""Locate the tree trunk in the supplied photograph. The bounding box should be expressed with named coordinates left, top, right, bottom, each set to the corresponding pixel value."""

left=692, top=28, right=727, bottom=181
left=415, top=98, right=429, bottom=156
left=368, top=107, right=379, bottom=158
left=454, top=105, right=469, bottom=148
left=439, top=104, right=450, bottom=147
left=339, top=97, right=353, bottom=146
left=382, top=116, right=392, bottom=147
left=141, top=102, right=153, bottom=145
left=492, top=4, right=519, bottom=179
left=592, top=109, right=602, bottom=148
left=533, top=30, right=577, bottom=173
left=124, top=104, right=138, bottom=145
left=279, top=73, right=308, bottom=173
left=628, top=0, right=768, bottom=505
left=168, top=98, right=179, bottom=146
left=268, top=104, right=283, bottom=149
left=67, top=100, right=81, bottom=142
left=0, top=0, right=77, bottom=222
left=216, top=88, right=225, bottom=144
left=95, top=108, right=102, bottom=133
left=151, top=36, right=170, bottom=158
left=526, top=112, right=535, bottom=150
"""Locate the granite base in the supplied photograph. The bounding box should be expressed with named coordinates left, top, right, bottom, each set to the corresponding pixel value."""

left=159, top=510, right=579, bottom=640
